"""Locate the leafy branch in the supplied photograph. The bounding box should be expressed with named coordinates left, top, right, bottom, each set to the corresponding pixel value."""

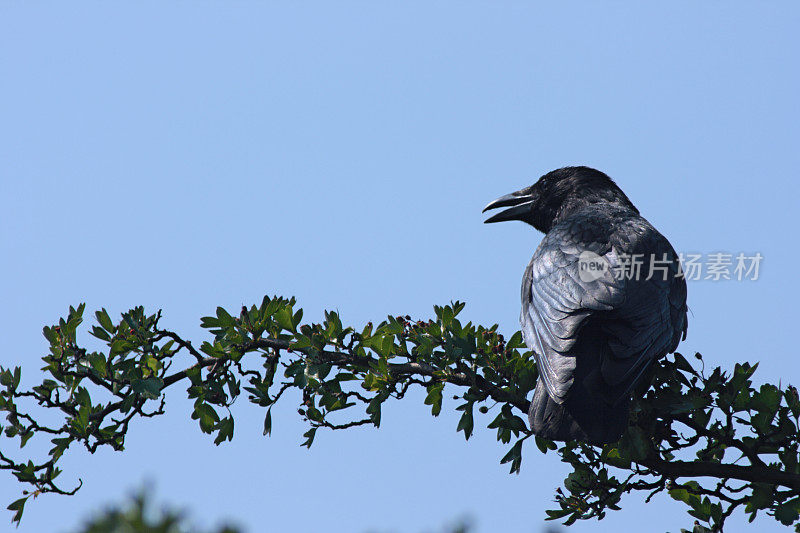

left=1, top=297, right=799, bottom=531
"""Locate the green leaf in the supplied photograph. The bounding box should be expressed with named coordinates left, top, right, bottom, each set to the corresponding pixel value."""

left=90, top=326, right=111, bottom=341
left=7, top=496, right=27, bottom=524
left=669, top=488, right=700, bottom=508
left=504, top=331, right=522, bottom=350
left=621, top=426, right=650, bottom=461
left=456, top=403, right=474, bottom=440
left=275, top=307, right=294, bottom=332
left=227, top=378, right=240, bottom=399
left=602, top=446, right=631, bottom=468
left=132, top=377, right=163, bottom=400
left=534, top=436, right=557, bottom=454
left=215, top=306, right=235, bottom=327
left=775, top=497, right=800, bottom=526
left=19, top=431, right=34, bottom=448
left=564, top=466, right=593, bottom=495
left=75, top=402, right=90, bottom=434
left=89, top=353, right=107, bottom=376
left=384, top=317, right=404, bottom=336
left=119, top=394, right=135, bottom=414
left=292, top=308, right=303, bottom=329
left=95, top=308, right=114, bottom=332
left=545, top=508, right=572, bottom=521
left=306, top=406, right=323, bottom=423
left=500, top=440, right=523, bottom=474
left=367, top=394, right=384, bottom=426
left=214, top=417, right=234, bottom=445
left=42, top=325, right=57, bottom=343
left=48, top=437, right=71, bottom=462
left=291, top=335, right=312, bottom=350
left=753, top=384, right=782, bottom=414
left=300, top=427, right=316, bottom=448
left=673, top=352, right=696, bottom=375
left=193, top=403, right=220, bottom=433
left=263, top=408, right=272, bottom=436
left=122, top=313, right=141, bottom=335
left=786, top=386, right=800, bottom=418
left=745, top=483, right=774, bottom=514
left=441, top=305, right=454, bottom=326
left=144, top=354, right=162, bottom=374
left=424, top=383, right=444, bottom=417
left=380, top=336, right=394, bottom=357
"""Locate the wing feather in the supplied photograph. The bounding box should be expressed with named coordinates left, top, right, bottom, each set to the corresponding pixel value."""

left=521, top=209, right=686, bottom=406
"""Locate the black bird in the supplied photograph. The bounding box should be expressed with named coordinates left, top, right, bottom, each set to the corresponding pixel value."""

left=483, top=166, right=687, bottom=444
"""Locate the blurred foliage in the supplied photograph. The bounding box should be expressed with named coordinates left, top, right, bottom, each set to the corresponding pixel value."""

left=2, top=298, right=800, bottom=531
left=73, top=491, right=239, bottom=533
left=72, top=490, right=477, bottom=533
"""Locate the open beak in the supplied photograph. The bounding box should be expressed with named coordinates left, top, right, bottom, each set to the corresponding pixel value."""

left=482, top=187, right=535, bottom=223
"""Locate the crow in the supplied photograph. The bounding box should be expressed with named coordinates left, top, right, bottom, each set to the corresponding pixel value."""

left=483, top=166, right=687, bottom=444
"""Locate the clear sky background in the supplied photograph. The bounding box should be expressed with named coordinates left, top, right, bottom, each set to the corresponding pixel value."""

left=1, top=3, right=799, bottom=532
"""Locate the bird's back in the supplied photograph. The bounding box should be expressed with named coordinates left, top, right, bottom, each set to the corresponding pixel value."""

left=522, top=205, right=687, bottom=444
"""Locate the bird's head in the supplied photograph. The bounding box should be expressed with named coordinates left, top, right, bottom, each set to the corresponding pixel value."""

left=482, top=166, right=639, bottom=233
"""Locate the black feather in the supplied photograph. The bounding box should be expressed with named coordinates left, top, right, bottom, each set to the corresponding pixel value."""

left=486, top=166, right=688, bottom=444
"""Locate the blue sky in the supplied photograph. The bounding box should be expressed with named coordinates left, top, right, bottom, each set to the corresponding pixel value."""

left=1, top=3, right=799, bottom=532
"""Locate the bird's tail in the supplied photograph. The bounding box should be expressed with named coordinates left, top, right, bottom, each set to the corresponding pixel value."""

left=528, top=378, right=630, bottom=445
